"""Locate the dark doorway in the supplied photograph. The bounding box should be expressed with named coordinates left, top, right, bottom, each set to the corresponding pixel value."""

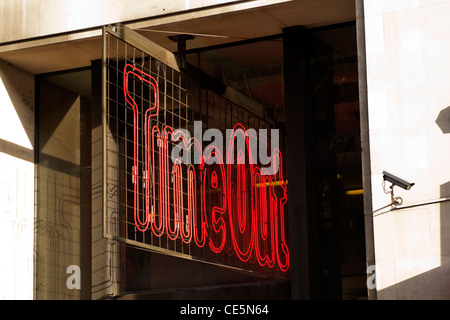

left=283, top=23, right=366, bottom=300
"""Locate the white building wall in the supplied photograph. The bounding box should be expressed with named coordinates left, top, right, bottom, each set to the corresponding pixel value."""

left=0, top=60, right=35, bottom=299
left=363, top=0, right=450, bottom=299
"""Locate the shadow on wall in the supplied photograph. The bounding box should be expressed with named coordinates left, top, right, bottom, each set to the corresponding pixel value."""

left=0, top=61, right=34, bottom=162
left=377, top=182, right=450, bottom=299
left=436, top=106, right=450, bottom=134
left=375, top=106, right=450, bottom=299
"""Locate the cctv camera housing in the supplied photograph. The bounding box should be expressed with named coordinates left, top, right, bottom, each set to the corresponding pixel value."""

left=382, top=171, right=415, bottom=190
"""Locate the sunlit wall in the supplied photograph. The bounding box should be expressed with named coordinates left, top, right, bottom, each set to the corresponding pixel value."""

left=0, top=60, right=35, bottom=299
left=362, top=0, right=450, bottom=299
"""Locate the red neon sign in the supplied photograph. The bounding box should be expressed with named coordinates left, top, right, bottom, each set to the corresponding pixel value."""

left=123, top=64, right=289, bottom=272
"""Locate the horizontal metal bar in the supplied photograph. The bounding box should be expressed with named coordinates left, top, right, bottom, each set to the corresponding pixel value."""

left=392, top=197, right=450, bottom=211
left=103, top=233, right=284, bottom=281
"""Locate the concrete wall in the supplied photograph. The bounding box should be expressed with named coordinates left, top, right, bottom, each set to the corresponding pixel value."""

left=35, top=79, right=86, bottom=300
left=362, top=0, right=450, bottom=299
left=0, top=60, right=35, bottom=299
left=0, top=0, right=267, bottom=43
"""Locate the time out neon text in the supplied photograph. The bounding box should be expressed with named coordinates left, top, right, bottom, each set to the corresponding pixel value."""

left=123, top=64, right=289, bottom=272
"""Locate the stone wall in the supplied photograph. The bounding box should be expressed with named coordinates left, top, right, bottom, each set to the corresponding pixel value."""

left=361, top=0, right=450, bottom=299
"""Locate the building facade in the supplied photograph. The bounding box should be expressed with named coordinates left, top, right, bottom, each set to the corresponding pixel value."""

left=0, top=0, right=449, bottom=300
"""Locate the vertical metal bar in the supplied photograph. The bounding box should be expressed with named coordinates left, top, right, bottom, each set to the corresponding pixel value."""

left=102, top=27, right=108, bottom=239
left=355, top=0, right=377, bottom=301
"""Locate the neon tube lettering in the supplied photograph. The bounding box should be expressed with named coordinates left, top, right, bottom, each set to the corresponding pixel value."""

left=122, top=64, right=289, bottom=271
left=226, top=123, right=255, bottom=263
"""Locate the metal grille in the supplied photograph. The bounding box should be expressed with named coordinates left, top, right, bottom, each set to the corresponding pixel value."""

left=104, top=29, right=194, bottom=253
left=103, top=26, right=288, bottom=277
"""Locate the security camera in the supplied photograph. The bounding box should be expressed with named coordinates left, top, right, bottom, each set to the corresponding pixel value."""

left=382, top=171, right=415, bottom=190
